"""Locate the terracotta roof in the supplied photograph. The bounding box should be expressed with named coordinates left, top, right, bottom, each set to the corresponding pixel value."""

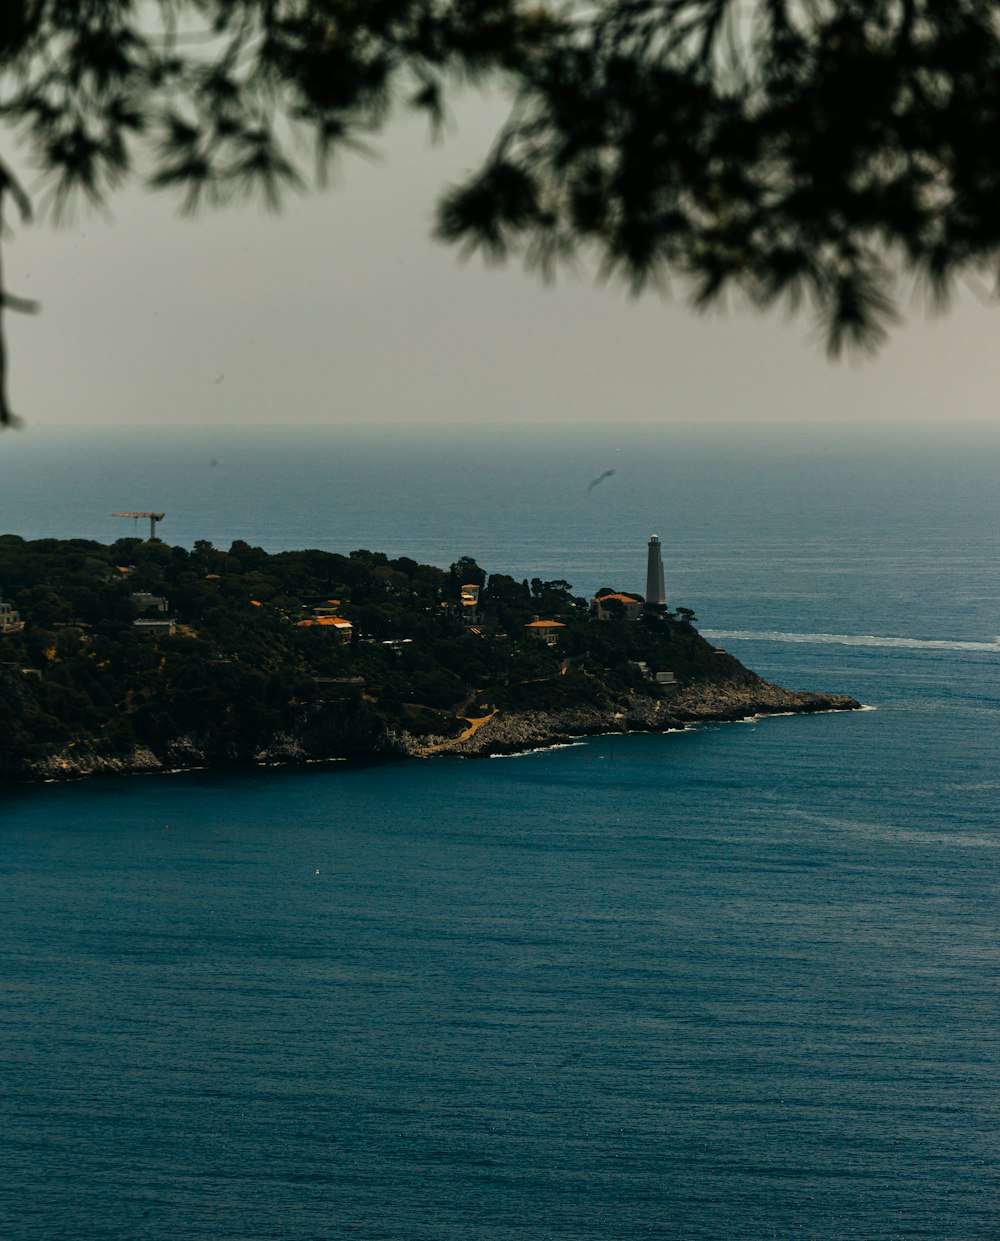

left=595, top=592, right=643, bottom=605
left=525, top=620, right=566, bottom=628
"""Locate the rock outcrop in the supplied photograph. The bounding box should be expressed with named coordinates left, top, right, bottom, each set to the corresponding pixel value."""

left=398, top=675, right=861, bottom=759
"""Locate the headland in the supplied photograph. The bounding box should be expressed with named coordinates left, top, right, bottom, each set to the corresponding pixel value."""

left=0, top=535, right=859, bottom=783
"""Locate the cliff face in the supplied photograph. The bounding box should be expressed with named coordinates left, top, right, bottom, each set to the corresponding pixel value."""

left=16, top=744, right=170, bottom=782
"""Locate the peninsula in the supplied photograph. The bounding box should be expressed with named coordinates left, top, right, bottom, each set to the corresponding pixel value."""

left=0, top=535, right=859, bottom=782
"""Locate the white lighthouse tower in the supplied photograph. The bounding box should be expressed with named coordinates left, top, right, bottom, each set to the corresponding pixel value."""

left=645, top=534, right=666, bottom=610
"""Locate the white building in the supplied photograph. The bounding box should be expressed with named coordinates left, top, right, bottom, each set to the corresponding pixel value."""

left=0, top=597, right=23, bottom=633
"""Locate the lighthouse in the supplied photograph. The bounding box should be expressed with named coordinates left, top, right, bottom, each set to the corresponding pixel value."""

left=645, top=534, right=666, bottom=610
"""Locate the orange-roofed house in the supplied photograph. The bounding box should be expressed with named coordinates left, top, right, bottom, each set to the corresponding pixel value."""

left=524, top=619, right=566, bottom=646
left=296, top=617, right=353, bottom=643
left=591, top=592, right=644, bottom=621
left=460, top=583, right=480, bottom=624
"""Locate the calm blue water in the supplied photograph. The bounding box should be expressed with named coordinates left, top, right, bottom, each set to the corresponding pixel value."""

left=1, top=423, right=998, bottom=1239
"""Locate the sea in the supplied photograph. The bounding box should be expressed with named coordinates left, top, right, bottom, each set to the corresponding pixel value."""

left=1, top=422, right=997, bottom=1240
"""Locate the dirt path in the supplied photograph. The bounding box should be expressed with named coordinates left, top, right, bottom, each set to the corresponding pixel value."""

left=413, top=710, right=497, bottom=756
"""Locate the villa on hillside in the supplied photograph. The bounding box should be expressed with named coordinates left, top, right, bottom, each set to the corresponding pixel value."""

left=297, top=616, right=353, bottom=642
left=460, top=584, right=480, bottom=624
left=591, top=592, right=644, bottom=621
left=133, top=618, right=176, bottom=637
left=524, top=619, right=566, bottom=646
left=0, top=596, right=24, bottom=633
left=131, top=592, right=169, bottom=613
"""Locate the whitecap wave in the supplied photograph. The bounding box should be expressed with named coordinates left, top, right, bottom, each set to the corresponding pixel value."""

left=703, top=629, right=1000, bottom=653
left=488, top=741, right=589, bottom=759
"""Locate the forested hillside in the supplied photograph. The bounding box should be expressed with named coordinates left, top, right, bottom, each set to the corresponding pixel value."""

left=0, top=534, right=754, bottom=776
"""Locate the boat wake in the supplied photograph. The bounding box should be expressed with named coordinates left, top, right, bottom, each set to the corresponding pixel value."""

left=786, top=808, right=999, bottom=851
left=703, top=629, right=1000, bottom=653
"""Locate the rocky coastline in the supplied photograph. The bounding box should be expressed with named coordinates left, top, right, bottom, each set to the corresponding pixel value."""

left=10, top=675, right=861, bottom=783
left=401, top=675, right=861, bottom=758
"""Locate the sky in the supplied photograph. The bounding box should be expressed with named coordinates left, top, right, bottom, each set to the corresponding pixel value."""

left=5, top=89, right=1000, bottom=431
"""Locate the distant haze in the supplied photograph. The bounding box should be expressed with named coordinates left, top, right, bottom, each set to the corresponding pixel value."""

left=5, top=93, right=1000, bottom=430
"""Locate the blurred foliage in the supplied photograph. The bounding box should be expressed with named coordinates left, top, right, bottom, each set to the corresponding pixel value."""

left=437, top=0, right=1000, bottom=355
left=0, top=0, right=559, bottom=426
left=1, top=0, right=558, bottom=219
left=0, top=0, right=996, bottom=424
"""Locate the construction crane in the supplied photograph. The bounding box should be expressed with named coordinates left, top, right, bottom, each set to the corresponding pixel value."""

left=112, top=511, right=165, bottom=540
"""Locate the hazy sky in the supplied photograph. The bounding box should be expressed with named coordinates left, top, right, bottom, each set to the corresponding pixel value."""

left=5, top=90, right=1000, bottom=430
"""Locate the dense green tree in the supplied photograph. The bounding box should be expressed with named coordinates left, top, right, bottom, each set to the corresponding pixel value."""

left=0, top=0, right=553, bottom=428
left=450, top=556, right=487, bottom=590
left=16, top=585, right=71, bottom=628
left=437, top=0, right=1000, bottom=356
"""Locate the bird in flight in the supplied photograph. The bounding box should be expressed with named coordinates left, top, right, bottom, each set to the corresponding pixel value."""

left=587, top=469, right=616, bottom=492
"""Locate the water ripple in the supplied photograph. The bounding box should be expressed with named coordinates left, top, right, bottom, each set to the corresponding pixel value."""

left=704, top=629, right=1000, bottom=653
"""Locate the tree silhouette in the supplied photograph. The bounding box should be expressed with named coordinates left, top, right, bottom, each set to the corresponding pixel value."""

left=3, top=1, right=1000, bottom=427
left=0, top=0, right=558, bottom=427
left=438, top=1, right=1000, bottom=357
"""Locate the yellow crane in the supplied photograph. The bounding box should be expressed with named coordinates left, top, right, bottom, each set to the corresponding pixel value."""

left=112, top=511, right=165, bottom=540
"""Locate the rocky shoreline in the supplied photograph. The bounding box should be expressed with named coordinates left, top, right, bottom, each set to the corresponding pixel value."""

left=7, top=674, right=860, bottom=785
left=401, top=676, right=862, bottom=758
